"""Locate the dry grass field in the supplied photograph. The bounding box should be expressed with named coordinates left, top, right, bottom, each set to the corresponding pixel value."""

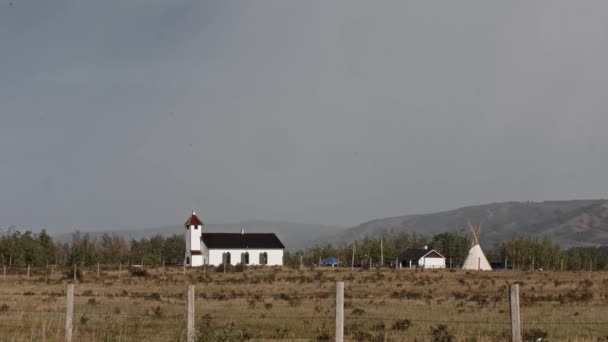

left=0, top=266, right=607, bottom=341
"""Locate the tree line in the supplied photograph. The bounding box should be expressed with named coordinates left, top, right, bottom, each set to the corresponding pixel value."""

left=0, top=226, right=184, bottom=267
left=286, top=231, right=608, bottom=271
left=285, top=230, right=471, bottom=268
left=492, top=237, right=608, bottom=271
left=2, top=226, right=607, bottom=270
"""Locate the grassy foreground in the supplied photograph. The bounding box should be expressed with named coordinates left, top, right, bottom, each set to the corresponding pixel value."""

left=0, top=266, right=607, bottom=341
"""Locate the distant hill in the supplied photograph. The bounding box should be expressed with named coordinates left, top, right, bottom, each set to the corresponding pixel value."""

left=323, top=200, right=608, bottom=248
left=54, top=220, right=344, bottom=250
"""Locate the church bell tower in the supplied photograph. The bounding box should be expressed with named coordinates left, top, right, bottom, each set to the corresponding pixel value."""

left=184, top=211, right=204, bottom=266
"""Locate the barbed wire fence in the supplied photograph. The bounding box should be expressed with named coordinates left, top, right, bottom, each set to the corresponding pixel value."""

left=2, top=281, right=608, bottom=341
left=2, top=265, right=608, bottom=341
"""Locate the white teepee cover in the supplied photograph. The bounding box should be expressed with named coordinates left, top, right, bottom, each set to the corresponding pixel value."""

left=462, top=244, right=492, bottom=271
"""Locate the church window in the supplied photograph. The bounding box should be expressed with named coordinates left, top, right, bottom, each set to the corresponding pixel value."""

left=223, top=252, right=231, bottom=265
left=241, top=252, right=249, bottom=265
left=259, top=252, right=268, bottom=265
left=186, top=257, right=190, bottom=265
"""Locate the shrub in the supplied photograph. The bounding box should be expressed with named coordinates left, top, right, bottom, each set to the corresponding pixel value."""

left=196, top=314, right=248, bottom=342
left=452, top=291, right=468, bottom=300
left=351, top=307, right=365, bottom=316
left=288, top=296, right=302, bottom=307
left=351, top=331, right=374, bottom=342
left=145, top=292, right=161, bottom=301
left=247, top=297, right=256, bottom=310
left=469, top=294, right=489, bottom=307
left=371, top=322, right=386, bottom=331
left=272, top=328, right=290, bottom=339
left=66, top=267, right=83, bottom=281
left=391, top=319, right=411, bottom=331
left=391, top=290, right=422, bottom=299
left=129, top=267, right=149, bottom=277
left=215, top=264, right=234, bottom=273
left=430, top=324, right=454, bottom=342
left=523, top=328, right=548, bottom=341
left=152, top=305, right=163, bottom=318
left=315, top=327, right=331, bottom=342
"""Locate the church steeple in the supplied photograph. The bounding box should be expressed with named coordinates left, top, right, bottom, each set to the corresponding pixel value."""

left=185, top=211, right=204, bottom=228
left=184, top=210, right=205, bottom=267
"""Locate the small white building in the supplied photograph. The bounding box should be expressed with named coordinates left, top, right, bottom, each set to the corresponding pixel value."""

left=184, top=211, right=285, bottom=267
left=399, top=247, right=446, bottom=269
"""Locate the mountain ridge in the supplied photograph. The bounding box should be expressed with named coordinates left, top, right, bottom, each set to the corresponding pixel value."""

left=321, top=199, right=608, bottom=248
left=53, top=200, right=608, bottom=251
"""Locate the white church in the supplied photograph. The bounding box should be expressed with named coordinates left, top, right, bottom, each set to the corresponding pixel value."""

left=184, top=211, right=285, bottom=267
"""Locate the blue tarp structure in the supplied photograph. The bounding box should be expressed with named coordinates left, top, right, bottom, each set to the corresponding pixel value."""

left=321, top=257, right=341, bottom=266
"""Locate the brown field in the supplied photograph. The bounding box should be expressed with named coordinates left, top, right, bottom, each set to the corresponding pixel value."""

left=0, top=266, right=607, bottom=341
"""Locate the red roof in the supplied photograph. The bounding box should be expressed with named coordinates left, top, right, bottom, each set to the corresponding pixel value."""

left=184, top=212, right=204, bottom=227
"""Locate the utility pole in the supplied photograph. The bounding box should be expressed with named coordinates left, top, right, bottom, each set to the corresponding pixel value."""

left=531, top=257, right=534, bottom=272
left=380, top=236, right=384, bottom=266
left=351, top=242, right=355, bottom=270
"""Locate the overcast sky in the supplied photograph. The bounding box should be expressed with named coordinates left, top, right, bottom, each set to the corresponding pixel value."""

left=2, top=1, right=608, bottom=233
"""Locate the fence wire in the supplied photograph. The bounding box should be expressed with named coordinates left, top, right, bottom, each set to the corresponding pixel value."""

left=2, top=309, right=608, bottom=326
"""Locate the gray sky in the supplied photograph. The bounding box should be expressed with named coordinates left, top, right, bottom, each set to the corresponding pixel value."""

left=2, top=1, right=608, bottom=233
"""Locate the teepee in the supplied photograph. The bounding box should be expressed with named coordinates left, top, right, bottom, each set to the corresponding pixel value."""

left=462, top=222, right=492, bottom=271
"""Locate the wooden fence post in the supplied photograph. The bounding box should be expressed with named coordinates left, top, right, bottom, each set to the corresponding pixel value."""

left=27, top=264, right=30, bottom=278
left=335, top=281, right=344, bottom=342
left=66, top=283, right=74, bottom=342
left=119, top=262, right=122, bottom=278
left=509, top=284, right=521, bottom=342
left=97, top=263, right=100, bottom=278
left=3, top=265, right=5, bottom=280
left=187, top=285, right=195, bottom=342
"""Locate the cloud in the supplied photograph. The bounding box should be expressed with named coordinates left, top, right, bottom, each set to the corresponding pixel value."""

left=1, top=1, right=608, bottom=232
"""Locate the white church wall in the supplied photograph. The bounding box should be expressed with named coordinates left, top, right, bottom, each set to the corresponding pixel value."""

left=207, top=248, right=283, bottom=266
